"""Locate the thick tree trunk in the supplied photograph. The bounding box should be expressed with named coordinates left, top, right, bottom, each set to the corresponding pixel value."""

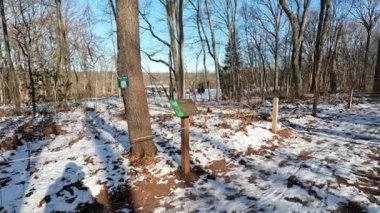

left=0, top=0, right=20, bottom=112
left=291, top=43, right=302, bottom=97
left=116, top=0, right=157, bottom=158
left=374, top=38, right=380, bottom=92
left=55, top=0, right=70, bottom=104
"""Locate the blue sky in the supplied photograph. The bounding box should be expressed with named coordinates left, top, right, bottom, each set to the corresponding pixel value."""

left=78, top=0, right=230, bottom=73
left=83, top=0, right=321, bottom=73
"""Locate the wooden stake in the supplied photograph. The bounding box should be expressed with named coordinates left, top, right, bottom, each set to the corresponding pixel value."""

left=348, top=89, right=353, bottom=109
left=272, top=97, right=279, bottom=133
left=181, top=116, right=190, bottom=175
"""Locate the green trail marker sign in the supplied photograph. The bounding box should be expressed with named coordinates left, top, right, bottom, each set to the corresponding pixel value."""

left=169, top=99, right=199, bottom=175
left=170, top=99, right=198, bottom=118
left=117, top=76, right=129, bottom=89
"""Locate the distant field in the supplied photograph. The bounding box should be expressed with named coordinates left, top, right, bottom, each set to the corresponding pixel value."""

left=143, top=72, right=217, bottom=88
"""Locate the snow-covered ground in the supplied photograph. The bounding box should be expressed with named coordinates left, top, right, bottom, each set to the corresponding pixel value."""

left=0, top=96, right=379, bottom=212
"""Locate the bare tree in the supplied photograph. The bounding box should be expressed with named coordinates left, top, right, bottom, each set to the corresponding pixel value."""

left=215, top=0, right=240, bottom=100
left=374, top=38, right=380, bottom=92
left=240, top=1, right=255, bottom=92
left=255, top=0, right=283, bottom=93
left=12, top=0, right=37, bottom=116
left=161, top=0, right=186, bottom=99
left=116, top=0, right=157, bottom=158
left=352, top=0, right=380, bottom=89
left=279, top=0, right=311, bottom=97
left=54, top=0, right=70, bottom=107
left=190, top=0, right=211, bottom=101
left=205, top=0, right=221, bottom=101
left=0, top=0, right=20, bottom=112
left=312, top=0, right=331, bottom=116
left=326, top=0, right=350, bottom=93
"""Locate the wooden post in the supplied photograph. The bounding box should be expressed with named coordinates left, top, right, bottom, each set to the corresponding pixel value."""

left=272, top=97, right=279, bottom=133
left=181, top=116, right=190, bottom=175
left=347, top=89, right=353, bottom=109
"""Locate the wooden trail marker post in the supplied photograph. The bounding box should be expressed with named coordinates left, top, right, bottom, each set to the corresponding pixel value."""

left=181, top=117, right=190, bottom=175
left=272, top=97, right=279, bottom=133
left=347, top=89, right=353, bottom=109
left=170, top=99, right=198, bottom=175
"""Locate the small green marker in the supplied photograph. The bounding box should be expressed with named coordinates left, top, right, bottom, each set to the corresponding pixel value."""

left=170, top=100, right=184, bottom=117
left=117, top=76, right=129, bottom=89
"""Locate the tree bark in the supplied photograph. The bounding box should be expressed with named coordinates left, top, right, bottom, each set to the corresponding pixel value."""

left=177, top=0, right=185, bottom=99
left=165, top=0, right=185, bottom=99
left=116, top=0, right=157, bottom=158
left=363, top=30, right=371, bottom=89
left=55, top=0, right=70, bottom=105
left=329, top=22, right=343, bottom=93
left=312, top=0, right=331, bottom=116
left=374, top=38, right=380, bottom=92
left=0, top=0, right=20, bottom=112
left=274, top=27, right=280, bottom=94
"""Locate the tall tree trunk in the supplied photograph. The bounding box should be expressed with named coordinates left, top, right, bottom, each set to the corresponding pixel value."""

left=55, top=0, right=70, bottom=105
left=0, top=68, right=3, bottom=104
left=274, top=28, right=280, bottom=94
left=177, top=0, right=185, bottom=99
left=27, top=55, right=36, bottom=116
left=192, top=0, right=210, bottom=101
left=329, top=50, right=337, bottom=93
left=328, top=24, right=341, bottom=93
left=116, top=0, right=157, bottom=158
left=374, top=38, right=380, bottom=92
left=312, top=0, right=331, bottom=116
left=165, top=1, right=180, bottom=98
left=18, top=1, right=36, bottom=116
left=279, top=0, right=311, bottom=97
left=363, top=30, right=371, bottom=90
left=225, top=0, right=239, bottom=100
left=205, top=0, right=220, bottom=101
left=0, top=0, right=20, bottom=112
left=291, top=41, right=302, bottom=96
left=169, top=52, right=174, bottom=100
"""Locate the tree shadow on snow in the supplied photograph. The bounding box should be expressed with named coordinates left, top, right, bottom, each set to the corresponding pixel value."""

left=82, top=110, right=134, bottom=211
left=158, top=119, right=372, bottom=212
left=35, top=110, right=134, bottom=212
left=282, top=119, right=380, bottom=143
left=318, top=108, right=380, bottom=127
left=0, top=115, right=58, bottom=213
left=42, top=163, right=98, bottom=212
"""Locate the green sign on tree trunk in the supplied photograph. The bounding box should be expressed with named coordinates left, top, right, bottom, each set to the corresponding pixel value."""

left=117, top=76, right=129, bottom=89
